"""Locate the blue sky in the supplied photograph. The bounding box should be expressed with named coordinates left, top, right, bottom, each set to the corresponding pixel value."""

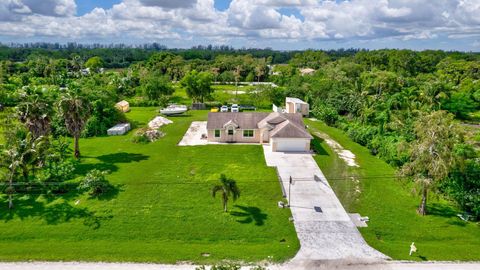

left=76, top=0, right=122, bottom=15
left=0, top=0, right=479, bottom=51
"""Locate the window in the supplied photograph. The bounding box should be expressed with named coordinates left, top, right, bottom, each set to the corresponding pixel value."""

left=214, top=129, right=221, bottom=138
left=243, top=129, right=254, bottom=137
left=228, top=128, right=234, bottom=135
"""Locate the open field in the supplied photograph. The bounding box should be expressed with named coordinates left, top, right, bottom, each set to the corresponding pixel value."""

left=306, top=119, right=480, bottom=261
left=0, top=108, right=299, bottom=263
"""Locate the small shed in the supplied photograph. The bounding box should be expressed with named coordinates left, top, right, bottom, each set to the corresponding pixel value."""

left=115, top=100, right=130, bottom=112
left=286, top=97, right=309, bottom=117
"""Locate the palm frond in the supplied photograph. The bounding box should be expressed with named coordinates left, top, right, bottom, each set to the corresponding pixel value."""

left=211, top=185, right=223, bottom=198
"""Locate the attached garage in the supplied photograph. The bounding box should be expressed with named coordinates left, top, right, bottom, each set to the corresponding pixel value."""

left=271, top=138, right=311, bottom=152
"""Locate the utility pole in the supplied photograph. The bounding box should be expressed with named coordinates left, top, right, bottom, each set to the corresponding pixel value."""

left=288, top=176, right=292, bottom=207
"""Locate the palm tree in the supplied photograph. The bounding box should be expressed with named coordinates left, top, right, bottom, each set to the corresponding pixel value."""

left=1, top=133, right=44, bottom=209
left=212, top=174, right=240, bottom=212
left=57, top=91, right=91, bottom=159
left=17, top=95, right=53, bottom=140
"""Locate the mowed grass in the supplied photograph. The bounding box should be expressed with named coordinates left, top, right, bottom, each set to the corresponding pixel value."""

left=0, top=108, right=299, bottom=263
left=306, top=119, right=480, bottom=261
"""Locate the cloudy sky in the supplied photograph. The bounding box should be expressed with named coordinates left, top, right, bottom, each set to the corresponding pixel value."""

left=1, top=0, right=480, bottom=51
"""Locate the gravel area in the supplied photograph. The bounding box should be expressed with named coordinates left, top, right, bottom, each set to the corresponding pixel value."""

left=178, top=121, right=208, bottom=146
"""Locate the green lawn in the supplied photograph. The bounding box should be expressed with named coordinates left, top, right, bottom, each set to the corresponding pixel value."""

left=306, top=119, right=480, bottom=261
left=211, top=84, right=255, bottom=92
left=0, top=108, right=298, bottom=263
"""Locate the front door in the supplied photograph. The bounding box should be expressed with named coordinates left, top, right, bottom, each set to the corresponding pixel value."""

left=227, top=127, right=235, bottom=142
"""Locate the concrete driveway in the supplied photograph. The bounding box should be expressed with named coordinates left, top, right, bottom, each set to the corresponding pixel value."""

left=262, top=146, right=388, bottom=266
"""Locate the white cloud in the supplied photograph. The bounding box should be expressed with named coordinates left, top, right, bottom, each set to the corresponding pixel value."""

left=0, top=0, right=479, bottom=48
left=138, top=0, right=197, bottom=9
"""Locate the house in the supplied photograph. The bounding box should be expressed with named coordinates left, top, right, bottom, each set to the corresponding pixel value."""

left=207, top=112, right=312, bottom=152
left=115, top=100, right=130, bottom=112
left=299, top=68, right=316, bottom=76
left=286, top=97, right=309, bottom=117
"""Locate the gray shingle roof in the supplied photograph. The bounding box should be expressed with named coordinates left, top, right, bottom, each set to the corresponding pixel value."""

left=207, top=112, right=269, bottom=129
left=207, top=112, right=312, bottom=139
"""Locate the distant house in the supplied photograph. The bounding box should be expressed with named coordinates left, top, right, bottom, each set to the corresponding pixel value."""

left=115, top=100, right=130, bottom=112
left=207, top=112, right=312, bottom=152
left=299, top=68, right=316, bottom=76
left=286, top=97, right=309, bottom=117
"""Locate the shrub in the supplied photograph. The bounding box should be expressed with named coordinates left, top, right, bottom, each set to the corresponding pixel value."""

left=444, top=160, right=480, bottom=220
left=78, top=170, right=111, bottom=197
left=312, top=103, right=339, bottom=126
left=346, top=123, right=377, bottom=146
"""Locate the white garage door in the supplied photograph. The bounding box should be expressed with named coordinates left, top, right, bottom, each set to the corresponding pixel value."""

left=274, top=138, right=308, bottom=152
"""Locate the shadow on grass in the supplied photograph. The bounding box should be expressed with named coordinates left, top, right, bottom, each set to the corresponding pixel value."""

left=0, top=195, right=112, bottom=229
left=311, top=135, right=329, bottom=156
left=427, top=203, right=458, bottom=218
left=96, top=152, right=149, bottom=164
left=75, top=152, right=149, bottom=176
left=94, top=184, right=125, bottom=201
left=230, top=205, right=267, bottom=226
left=164, top=114, right=192, bottom=118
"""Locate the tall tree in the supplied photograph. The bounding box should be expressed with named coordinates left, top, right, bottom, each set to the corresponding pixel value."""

left=84, top=56, right=104, bottom=73
left=400, top=111, right=464, bottom=215
left=57, top=91, right=91, bottom=159
left=180, top=70, right=213, bottom=103
left=142, top=74, right=174, bottom=101
left=211, top=174, right=240, bottom=212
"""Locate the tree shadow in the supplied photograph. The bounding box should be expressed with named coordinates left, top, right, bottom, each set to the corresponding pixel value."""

left=311, top=135, right=329, bottom=156
left=96, top=152, right=149, bottom=164
left=0, top=195, right=112, bottom=229
left=230, top=205, right=268, bottom=226
left=94, top=184, right=125, bottom=201
left=427, top=203, right=458, bottom=218
left=74, top=152, right=149, bottom=176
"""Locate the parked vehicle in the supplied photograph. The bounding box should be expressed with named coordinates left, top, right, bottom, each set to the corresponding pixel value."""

left=160, top=104, right=188, bottom=115
left=231, top=104, right=239, bottom=112
left=220, top=105, right=229, bottom=112
left=210, top=107, right=219, bottom=112
left=240, top=105, right=256, bottom=111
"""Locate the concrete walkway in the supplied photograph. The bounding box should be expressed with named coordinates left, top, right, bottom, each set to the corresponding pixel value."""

left=262, top=146, right=388, bottom=266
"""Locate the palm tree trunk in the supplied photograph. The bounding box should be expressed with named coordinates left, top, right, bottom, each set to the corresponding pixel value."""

left=74, top=135, right=80, bottom=159
left=223, top=193, right=228, bottom=212
left=21, top=165, right=28, bottom=181
left=8, top=194, right=13, bottom=209
left=417, top=185, right=427, bottom=216
left=8, top=170, right=14, bottom=210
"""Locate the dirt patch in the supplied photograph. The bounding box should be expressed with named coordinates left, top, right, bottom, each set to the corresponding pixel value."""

left=316, top=133, right=359, bottom=167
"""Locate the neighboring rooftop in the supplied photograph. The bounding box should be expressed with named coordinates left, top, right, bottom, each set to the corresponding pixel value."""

left=286, top=97, right=308, bottom=104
